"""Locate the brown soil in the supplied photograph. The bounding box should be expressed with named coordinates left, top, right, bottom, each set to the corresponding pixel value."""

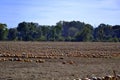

left=0, top=42, right=120, bottom=80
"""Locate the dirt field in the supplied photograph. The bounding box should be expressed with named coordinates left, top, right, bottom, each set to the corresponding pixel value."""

left=0, top=42, right=120, bottom=80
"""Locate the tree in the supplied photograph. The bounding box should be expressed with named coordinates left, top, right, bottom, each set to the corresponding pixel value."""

left=112, top=25, right=120, bottom=38
left=17, top=22, right=38, bottom=41
left=94, top=23, right=113, bottom=42
left=40, top=26, right=50, bottom=41
left=75, top=24, right=93, bottom=41
left=0, top=21, right=119, bottom=42
left=8, top=28, right=18, bottom=41
left=0, top=23, right=8, bottom=40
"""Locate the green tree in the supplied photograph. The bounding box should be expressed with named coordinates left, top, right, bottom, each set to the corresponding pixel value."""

left=94, top=24, right=113, bottom=42
left=112, top=25, right=120, bottom=39
left=40, top=26, right=50, bottom=41
left=54, top=25, right=63, bottom=41
left=17, top=22, right=38, bottom=41
left=8, top=28, right=18, bottom=41
left=75, top=24, right=93, bottom=41
left=0, top=23, right=8, bottom=40
left=112, top=37, right=119, bottom=42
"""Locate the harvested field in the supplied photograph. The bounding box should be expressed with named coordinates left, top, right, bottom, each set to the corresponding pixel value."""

left=0, top=42, right=120, bottom=80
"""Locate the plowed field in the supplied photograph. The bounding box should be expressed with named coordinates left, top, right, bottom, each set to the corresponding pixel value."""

left=0, top=42, right=120, bottom=80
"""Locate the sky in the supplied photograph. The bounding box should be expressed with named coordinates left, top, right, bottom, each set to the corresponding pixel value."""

left=0, top=0, right=120, bottom=28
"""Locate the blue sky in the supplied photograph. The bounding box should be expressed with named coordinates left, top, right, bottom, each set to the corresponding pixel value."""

left=0, top=0, right=120, bottom=28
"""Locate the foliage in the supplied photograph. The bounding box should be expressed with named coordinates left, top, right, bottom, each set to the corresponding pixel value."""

left=0, top=21, right=120, bottom=42
left=0, top=23, right=8, bottom=40
left=8, top=28, right=18, bottom=41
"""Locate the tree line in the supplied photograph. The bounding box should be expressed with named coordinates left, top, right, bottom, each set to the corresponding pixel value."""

left=0, top=21, right=120, bottom=42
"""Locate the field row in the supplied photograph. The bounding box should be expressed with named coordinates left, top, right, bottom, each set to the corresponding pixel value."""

left=0, top=42, right=120, bottom=58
